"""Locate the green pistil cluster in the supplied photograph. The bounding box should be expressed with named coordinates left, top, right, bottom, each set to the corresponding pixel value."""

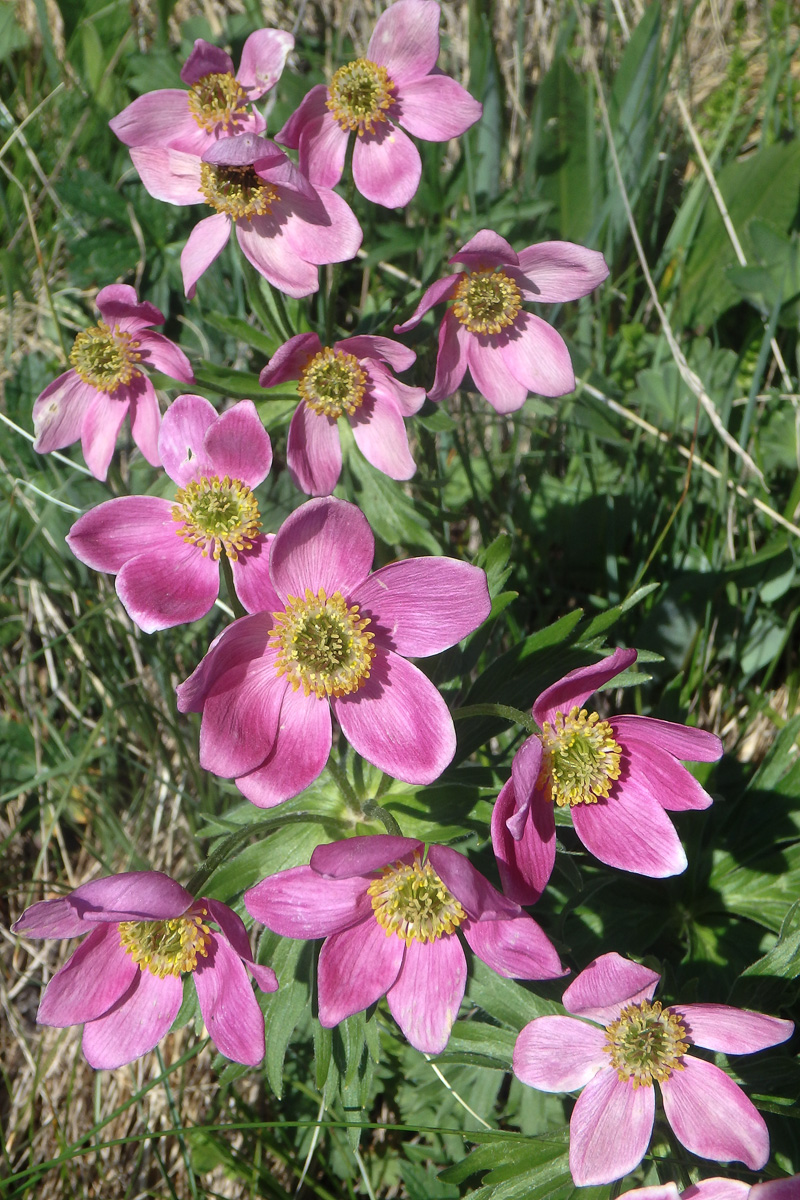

left=200, top=163, right=278, bottom=221
left=603, top=999, right=689, bottom=1088
left=452, top=269, right=522, bottom=335
left=187, top=72, right=249, bottom=133
left=539, top=706, right=622, bottom=807
left=299, top=347, right=366, bottom=418
left=270, top=587, right=375, bottom=699
left=119, top=910, right=211, bottom=978
left=327, top=58, right=396, bottom=134
left=172, top=475, right=261, bottom=560
left=69, top=321, right=142, bottom=393
left=369, top=855, right=467, bottom=944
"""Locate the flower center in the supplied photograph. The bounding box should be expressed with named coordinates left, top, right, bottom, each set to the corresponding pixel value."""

left=369, top=854, right=467, bottom=944
left=172, top=475, right=261, bottom=560
left=538, top=706, right=622, bottom=807
left=119, top=909, right=211, bottom=978
left=69, top=321, right=142, bottom=393
left=199, top=162, right=278, bottom=220
left=269, top=587, right=374, bottom=699
left=452, top=269, right=522, bottom=335
left=327, top=57, right=396, bottom=134
left=187, top=71, right=250, bottom=133
left=603, top=1000, right=689, bottom=1088
left=298, top=347, right=367, bottom=418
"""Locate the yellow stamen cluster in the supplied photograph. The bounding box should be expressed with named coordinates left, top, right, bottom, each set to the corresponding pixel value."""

left=270, top=587, right=374, bottom=699
left=538, top=706, right=622, bottom=808
left=369, top=854, right=467, bottom=944
left=327, top=57, right=396, bottom=134
left=187, top=71, right=249, bottom=133
left=452, top=268, right=522, bottom=335
left=603, top=1000, right=689, bottom=1088
left=299, top=347, right=367, bottom=418
left=119, top=909, right=211, bottom=978
left=200, top=162, right=278, bottom=220
left=172, top=475, right=261, bottom=560
left=69, top=321, right=142, bottom=394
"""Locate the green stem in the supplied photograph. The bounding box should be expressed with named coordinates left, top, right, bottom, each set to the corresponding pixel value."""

left=453, top=703, right=539, bottom=735
left=361, top=799, right=402, bottom=837
left=220, top=554, right=247, bottom=619
left=326, top=756, right=360, bottom=808
left=324, top=146, right=356, bottom=344
left=269, top=282, right=295, bottom=342
left=186, top=813, right=319, bottom=896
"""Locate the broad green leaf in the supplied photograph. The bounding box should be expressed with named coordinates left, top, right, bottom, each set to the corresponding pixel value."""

left=533, top=58, right=595, bottom=242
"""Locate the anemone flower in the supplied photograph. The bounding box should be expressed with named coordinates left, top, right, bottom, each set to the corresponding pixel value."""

left=276, top=0, right=482, bottom=208
left=394, top=229, right=608, bottom=412
left=13, top=872, right=277, bottom=1068
left=513, top=952, right=793, bottom=1185
left=110, top=30, right=293, bottom=156
left=32, top=284, right=194, bottom=480
left=177, top=496, right=491, bottom=807
left=621, top=1176, right=800, bottom=1200
left=259, top=332, right=426, bottom=494
left=66, top=393, right=274, bottom=631
left=246, top=835, right=564, bottom=1053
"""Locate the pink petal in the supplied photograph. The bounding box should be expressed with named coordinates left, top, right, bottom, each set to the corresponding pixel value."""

left=511, top=735, right=544, bottom=822
left=396, top=75, right=482, bottom=140
left=80, top=391, right=129, bottom=481
left=32, top=371, right=93, bottom=454
left=109, top=90, right=198, bottom=150
left=182, top=212, right=231, bottom=299
left=661, top=1056, right=770, bottom=1170
left=393, top=274, right=460, bottom=334
left=270, top=496, right=374, bottom=601
left=333, top=649, right=455, bottom=784
left=245, top=865, right=373, bottom=938
left=176, top=613, right=274, bottom=713
left=67, top=495, right=175, bottom=573
left=571, top=781, right=688, bottom=877
left=569, top=1068, right=655, bottom=1185
left=318, top=919, right=405, bottom=1026
left=466, top=334, right=530, bottom=413
left=181, top=40, right=234, bottom=83
left=426, top=844, right=521, bottom=919
left=450, top=229, right=519, bottom=269
left=533, top=647, right=638, bottom=728
left=513, top=1015, right=609, bottom=1091
left=235, top=217, right=321, bottom=297
left=82, top=969, right=183, bottom=1069
left=369, top=367, right=426, bottom=417
left=462, top=912, right=565, bottom=980
left=279, top=184, right=362, bottom=265
left=298, top=110, right=350, bottom=188
left=752, top=1181, right=800, bottom=1200
left=12, top=897, right=89, bottom=939
left=669, top=1004, right=793, bottom=1054
left=339, top=335, right=416, bottom=372
left=259, top=333, right=320, bottom=388
left=515, top=240, right=610, bottom=302
left=499, top=311, right=576, bottom=398
left=159, top=391, right=218, bottom=484
left=37, top=924, right=138, bottom=1026
left=193, top=933, right=266, bottom=1064
left=491, top=777, right=556, bottom=905
left=203, top=398, right=272, bottom=486
left=199, top=653, right=286, bottom=778
left=563, top=952, right=660, bottom=1024
left=236, top=29, right=294, bottom=98
left=129, top=146, right=203, bottom=205
left=276, top=83, right=329, bottom=148
left=203, top=899, right=277, bottom=994
left=287, top=401, right=342, bottom=496
left=311, top=836, right=422, bottom=879
left=623, top=1188, right=683, bottom=1200
left=611, top=715, right=723, bottom=763
left=230, top=535, right=278, bottom=616
left=350, top=390, right=416, bottom=480
left=127, top=377, right=161, bottom=466
left=116, top=538, right=221, bottom=633
left=135, top=330, right=194, bottom=384
left=428, top=312, right=469, bottom=401
left=619, top=742, right=715, bottom=813
left=386, top=933, right=466, bottom=1053
left=235, top=682, right=332, bottom=807
left=367, top=0, right=441, bottom=85
left=352, top=556, right=490, bottom=656
left=96, top=285, right=163, bottom=329
left=353, top=124, right=421, bottom=208
left=685, top=1183, right=751, bottom=1200
left=67, top=871, right=193, bottom=920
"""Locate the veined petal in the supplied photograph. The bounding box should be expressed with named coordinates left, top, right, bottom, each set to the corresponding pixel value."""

left=235, top=217, right=321, bottom=297
left=569, top=1067, right=655, bottom=1185
left=245, top=865, right=373, bottom=938
left=12, top=897, right=89, bottom=939
left=491, top=776, right=556, bottom=905
left=533, top=646, right=637, bottom=728
left=33, top=371, right=93, bottom=454
left=353, top=124, right=421, bottom=208
left=286, top=402, right=342, bottom=496
left=661, top=1056, right=770, bottom=1170
left=311, top=835, right=422, bottom=879
left=563, top=952, right=660, bottom=1025
left=339, top=335, right=416, bottom=372
left=466, top=334, right=530, bottom=413
left=194, top=934, right=265, bottom=1065
left=499, top=312, right=575, bottom=398
left=181, top=40, right=234, bottom=82
left=428, top=312, right=469, bottom=402
left=237, top=29, right=294, bottom=98
left=368, top=368, right=426, bottom=417
left=203, top=899, right=277, bottom=994
left=270, top=496, right=374, bottom=601
left=318, top=919, right=404, bottom=1026
left=350, top=391, right=416, bottom=481
left=68, top=871, right=193, bottom=921
left=67, top=495, right=175, bottom=573
left=275, top=83, right=329, bottom=148
left=127, top=377, right=161, bottom=466
left=116, top=538, right=221, bottom=633
left=80, top=391, right=129, bottom=481
left=198, top=651, right=286, bottom=777
left=230, top=535, right=280, bottom=616
left=426, top=843, right=521, bottom=920
left=109, top=90, right=197, bottom=148
left=386, top=933, right=466, bottom=1053
left=611, top=715, right=723, bottom=763
left=396, top=75, right=482, bottom=139
left=96, top=285, right=163, bottom=329
left=203, top=399, right=272, bottom=487
left=298, top=111, right=350, bottom=188
left=462, top=913, right=565, bottom=980
left=367, top=0, right=441, bottom=84
left=515, top=241, right=609, bottom=302
left=259, top=333, right=320, bottom=388
left=571, top=782, right=688, bottom=877
left=236, top=682, right=332, bottom=807
left=393, top=274, right=460, bottom=334
left=181, top=212, right=231, bottom=299
left=135, top=330, right=194, bottom=384
left=82, top=969, right=182, bottom=1069
left=176, top=613, right=274, bottom=713
left=129, top=146, right=203, bottom=205
left=280, top=185, right=362, bottom=265
left=619, top=742, right=715, bottom=813
left=513, top=1015, right=609, bottom=1091
left=37, top=925, right=138, bottom=1026
left=450, top=230, right=519, bottom=269
left=669, top=1004, right=793, bottom=1053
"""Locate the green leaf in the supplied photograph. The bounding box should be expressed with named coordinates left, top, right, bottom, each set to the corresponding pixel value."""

left=467, top=956, right=561, bottom=1030
left=348, top=452, right=440, bottom=553
left=258, top=934, right=314, bottom=1099
left=533, top=58, right=595, bottom=242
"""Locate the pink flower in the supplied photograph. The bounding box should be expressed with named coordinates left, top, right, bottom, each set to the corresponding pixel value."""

left=245, top=835, right=564, bottom=1053
left=394, top=229, right=609, bottom=412
left=513, top=952, right=794, bottom=1186
left=32, top=284, right=194, bottom=481
left=176, top=496, right=491, bottom=807
left=621, top=1177, right=800, bottom=1200
left=128, top=132, right=362, bottom=299
left=491, top=647, right=723, bottom=899
left=109, top=30, right=294, bottom=156
left=12, top=871, right=277, bottom=1068
left=259, top=332, right=426, bottom=494
left=276, top=0, right=482, bottom=208
left=66, top=394, right=274, bottom=632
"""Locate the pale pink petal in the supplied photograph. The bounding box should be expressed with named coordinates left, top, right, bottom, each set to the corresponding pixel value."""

left=287, top=401, right=342, bottom=496
left=298, top=111, right=350, bottom=187
left=397, top=75, right=482, bottom=139
left=685, top=1183, right=751, bottom=1200
left=462, top=913, right=565, bottom=979
left=230, top=536, right=279, bottom=616
left=32, top=371, right=93, bottom=454
left=499, top=311, right=575, bottom=398
left=279, top=185, right=362, bottom=265
left=311, top=836, right=422, bottom=879
left=180, top=39, right=234, bottom=83
left=563, top=952, right=660, bottom=1024
left=450, top=229, right=519, bottom=269
left=611, top=715, right=723, bottom=763
left=203, top=398, right=272, bottom=486
left=193, top=934, right=265, bottom=1064
left=333, top=649, right=455, bottom=784
left=182, top=212, right=231, bottom=299
left=235, top=683, right=332, bottom=807
left=67, top=871, right=193, bottom=920
left=129, top=146, right=203, bottom=205
left=235, top=217, right=320, bottom=297
left=569, top=1068, right=655, bottom=1185
left=513, top=1015, right=609, bottom=1091
left=353, top=124, right=421, bottom=207
left=237, top=29, right=294, bottom=98
left=135, top=330, right=194, bottom=384
left=198, top=651, right=287, bottom=777
left=270, top=496, right=374, bottom=601
left=245, top=865, right=373, bottom=937
left=669, top=1004, right=793, bottom=1053
left=67, top=496, right=174, bottom=573
left=368, top=368, right=426, bottom=417
left=81, top=969, right=183, bottom=1069
left=319, top=919, right=405, bottom=1025
left=515, top=241, right=610, bottom=302
left=96, top=285, right=163, bottom=329
left=619, top=743, right=715, bottom=813
left=367, top=0, right=441, bottom=84
left=176, top=613, right=273, bottom=713
left=572, top=782, right=688, bottom=877
left=158, top=391, right=218, bottom=484
left=116, top=538, right=221, bottom=632
left=259, top=333, right=320, bottom=388
left=386, top=933, right=466, bottom=1053
left=350, top=391, right=416, bottom=480
left=533, top=647, right=638, bottom=728
left=339, top=336, right=415, bottom=372
left=426, top=843, right=521, bottom=919
left=661, top=1056, right=770, bottom=1170
left=127, top=377, right=161, bottom=466
left=393, top=274, right=460, bottom=334
left=81, top=391, right=129, bottom=481
left=623, top=1188, right=683, bottom=1200
left=37, top=925, right=138, bottom=1026
left=203, top=899, right=278, bottom=994
left=109, top=90, right=198, bottom=149
left=466, top=334, right=530, bottom=413
left=276, top=84, right=329, bottom=149
left=428, top=312, right=469, bottom=401
left=491, top=777, right=556, bottom=905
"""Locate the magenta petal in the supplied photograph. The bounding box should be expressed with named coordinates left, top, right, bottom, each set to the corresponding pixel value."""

left=203, top=399, right=272, bottom=486
left=203, top=900, right=277, bottom=994
left=280, top=185, right=362, bottom=265
left=176, top=613, right=273, bottom=713
left=462, top=912, right=564, bottom=980
left=513, top=1015, right=608, bottom=1091
left=311, top=835, right=422, bottom=879
left=619, top=743, right=714, bottom=813
left=259, top=333, right=320, bottom=388
left=67, top=495, right=174, bottom=573
left=230, top=535, right=280, bottom=616
left=515, top=240, right=610, bottom=302
left=511, top=735, right=544, bottom=814
left=81, top=391, right=129, bottom=481
left=181, top=40, right=234, bottom=83
left=499, top=311, right=575, bottom=398
left=182, top=213, right=231, bottom=299
left=96, top=284, right=163, bottom=329
left=533, top=646, right=637, bottom=728
left=127, top=378, right=161, bottom=466
left=237, top=28, right=293, bottom=97
left=194, top=934, right=265, bottom=1064
left=491, top=777, right=556, bottom=905
left=685, top=1183, right=751, bottom=1200
left=386, top=934, right=466, bottom=1053
left=369, top=369, right=426, bottom=417
left=318, top=919, right=404, bottom=1026
left=135, top=330, right=194, bottom=385
left=116, top=538, right=220, bottom=632
left=569, top=1068, right=655, bottom=1185
left=109, top=91, right=196, bottom=148
left=350, top=391, right=415, bottom=481
left=661, top=1056, right=770, bottom=1170
left=245, top=865, right=373, bottom=937
left=287, top=402, right=342, bottom=496
left=450, top=230, right=519, bottom=269
left=572, top=783, right=688, bottom=877
left=32, top=371, right=93, bottom=454
left=340, top=335, right=415, bottom=372
left=752, top=1180, right=800, bottom=1200
left=397, top=75, right=482, bottom=139
left=353, top=557, right=490, bottom=656
left=82, top=969, right=182, bottom=1069
left=276, top=84, right=329, bottom=148
left=129, top=146, right=203, bottom=204
left=466, top=335, right=530, bottom=413
left=159, top=392, right=218, bottom=484
left=353, top=124, right=421, bottom=208
left=235, top=217, right=320, bottom=297
left=37, top=925, right=138, bottom=1026
left=334, top=649, right=455, bottom=785
left=12, top=897, right=89, bottom=939
left=199, top=653, right=286, bottom=777
left=670, top=1004, right=793, bottom=1053
left=563, top=952, right=660, bottom=1024
left=69, top=871, right=193, bottom=920
left=367, top=0, right=441, bottom=84
left=425, top=844, right=520, bottom=919
left=235, top=683, right=332, bottom=807
left=427, top=313, right=469, bottom=402
left=612, top=715, right=723, bottom=763
left=270, top=496, right=374, bottom=600
left=298, top=111, right=350, bottom=188
left=393, top=275, right=461, bottom=334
